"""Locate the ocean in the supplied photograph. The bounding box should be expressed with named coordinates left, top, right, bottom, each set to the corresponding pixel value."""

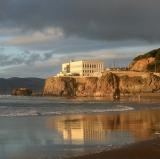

left=0, top=96, right=160, bottom=159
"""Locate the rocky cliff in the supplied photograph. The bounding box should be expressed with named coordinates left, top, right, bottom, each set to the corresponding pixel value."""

left=129, top=48, right=160, bottom=72
left=43, top=72, right=160, bottom=98
left=43, top=72, right=120, bottom=99
left=119, top=73, right=160, bottom=94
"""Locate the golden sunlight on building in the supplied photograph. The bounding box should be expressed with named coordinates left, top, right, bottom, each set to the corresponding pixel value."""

left=57, top=60, right=104, bottom=77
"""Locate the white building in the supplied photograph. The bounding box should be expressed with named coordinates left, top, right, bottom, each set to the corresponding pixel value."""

left=57, top=60, right=104, bottom=77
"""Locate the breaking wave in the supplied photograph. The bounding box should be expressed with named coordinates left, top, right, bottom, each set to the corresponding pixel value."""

left=0, top=105, right=134, bottom=117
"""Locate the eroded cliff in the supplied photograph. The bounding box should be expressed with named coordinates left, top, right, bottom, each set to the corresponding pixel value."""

left=43, top=72, right=120, bottom=99
left=129, top=57, right=156, bottom=72
left=43, top=72, right=160, bottom=98
left=119, top=73, right=160, bottom=94
left=129, top=48, right=160, bottom=72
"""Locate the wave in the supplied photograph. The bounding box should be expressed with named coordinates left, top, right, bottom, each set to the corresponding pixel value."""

left=0, top=105, right=134, bottom=117
left=0, top=95, right=12, bottom=97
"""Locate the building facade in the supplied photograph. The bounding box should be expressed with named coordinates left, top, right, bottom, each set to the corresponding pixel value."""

left=57, top=60, right=104, bottom=77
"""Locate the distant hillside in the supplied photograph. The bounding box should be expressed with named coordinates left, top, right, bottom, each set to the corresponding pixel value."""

left=0, top=77, right=45, bottom=94
left=129, top=48, right=160, bottom=72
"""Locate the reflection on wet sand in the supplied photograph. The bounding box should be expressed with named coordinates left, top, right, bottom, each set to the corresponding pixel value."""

left=48, top=110, right=160, bottom=144
left=4, top=109, right=160, bottom=159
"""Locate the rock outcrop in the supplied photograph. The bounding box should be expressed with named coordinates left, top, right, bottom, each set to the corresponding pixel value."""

left=0, top=77, right=44, bottom=95
left=43, top=72, right=160, bottom=98
left=129, top=48, right=160, bottom=72
left=12, top=88, right=33, bottom=96
left=42, top=77, right=76, bottom=96
left=43, top=72, right=120, bottom=99
left=119, top=73, right=160, bottom=94
left=129, top=57, right=156, bottom=72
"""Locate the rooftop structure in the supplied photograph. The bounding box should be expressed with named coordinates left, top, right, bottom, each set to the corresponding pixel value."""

left=57, top=60, right=104, bottom=77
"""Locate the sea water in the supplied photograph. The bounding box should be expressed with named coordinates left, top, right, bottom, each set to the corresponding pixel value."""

left=0, top=96, right=160, bottom=159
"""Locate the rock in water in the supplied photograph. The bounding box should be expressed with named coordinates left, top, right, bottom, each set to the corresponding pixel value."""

left=12, top=88, right=33, bottom=96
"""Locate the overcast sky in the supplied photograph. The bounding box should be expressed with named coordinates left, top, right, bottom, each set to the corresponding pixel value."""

left=0, top=0, right=159, bottom=78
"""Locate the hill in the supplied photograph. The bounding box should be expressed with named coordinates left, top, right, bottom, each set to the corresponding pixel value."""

left=0, top=77, right=45, bottom=94
left=129, top=48, right=160, bottom=72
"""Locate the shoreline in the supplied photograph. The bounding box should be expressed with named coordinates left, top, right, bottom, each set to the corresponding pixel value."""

left=70, top=137, right=160, bottom=159
left=1, top=96, right=160, bottom=159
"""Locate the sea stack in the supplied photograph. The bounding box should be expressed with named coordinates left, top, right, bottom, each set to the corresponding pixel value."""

left=12, top=88, right=33, bottom=96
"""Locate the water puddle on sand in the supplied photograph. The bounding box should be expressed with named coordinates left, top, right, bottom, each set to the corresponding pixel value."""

left=0, top=109, right=160, bottom=159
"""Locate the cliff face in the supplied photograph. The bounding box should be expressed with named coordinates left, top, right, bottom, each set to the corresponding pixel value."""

left=119, top=73, right=160, bottom=94
left=129, top=48, right=160, bottom=72
left=43, top=72, right=160, bottom=98
left=43, top=77, right=76, bottom=96
left=43, top=72, right=120, bottom=99
left=129, top=57, right=156, bottom=72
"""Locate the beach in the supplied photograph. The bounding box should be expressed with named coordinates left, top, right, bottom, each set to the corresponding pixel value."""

left=0, top=96, right=160, bottom=159
left=71, top=138, right=160, bottom=159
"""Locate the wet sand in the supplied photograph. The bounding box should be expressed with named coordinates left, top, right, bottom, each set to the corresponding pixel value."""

left=71, top=138, right=160, bottom=159
left=1, top=96, right=160, bottom=159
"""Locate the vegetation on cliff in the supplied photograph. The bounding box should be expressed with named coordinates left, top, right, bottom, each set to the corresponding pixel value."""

left=130, top=48, right=160, bottom=72
left=133, top=48, right=160, bottom=61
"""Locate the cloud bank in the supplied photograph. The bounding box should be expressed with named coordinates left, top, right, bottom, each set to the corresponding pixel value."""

left=0, top=0, right=159, bottom=42
left=0, top=0, right=159, bottom=78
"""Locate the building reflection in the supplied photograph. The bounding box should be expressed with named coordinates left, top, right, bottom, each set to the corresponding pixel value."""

left=47, top=110, right=160, bottom=144
left=49, top=116, right=106, bottom=144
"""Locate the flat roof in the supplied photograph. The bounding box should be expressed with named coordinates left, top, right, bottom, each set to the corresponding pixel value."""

left=69, top=60, right=103, bottom=63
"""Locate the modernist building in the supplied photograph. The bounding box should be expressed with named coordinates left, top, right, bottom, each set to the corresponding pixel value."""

left=57, top=60, right=104, bottom=77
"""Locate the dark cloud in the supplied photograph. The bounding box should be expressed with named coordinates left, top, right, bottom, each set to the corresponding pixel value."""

left=0, top=0, right=159, bottom=42
left=0, top=51, right=54, bottom=66
left=0, top=0, right=159, bottom=78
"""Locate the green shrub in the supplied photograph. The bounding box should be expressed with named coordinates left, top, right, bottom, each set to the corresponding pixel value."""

left=133, top=48, right=160, bottom=61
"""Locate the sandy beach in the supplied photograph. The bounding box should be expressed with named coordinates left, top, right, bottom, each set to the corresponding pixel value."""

left=0, top=96, right=160, bottom=159
left=71, top=138, right=160, bottom=159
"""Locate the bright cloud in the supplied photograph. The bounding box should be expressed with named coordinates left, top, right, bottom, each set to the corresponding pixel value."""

left=4, top=27, right=64, bottom=46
